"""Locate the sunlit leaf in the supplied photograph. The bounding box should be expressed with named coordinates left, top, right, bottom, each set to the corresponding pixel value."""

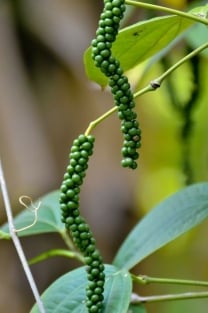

left=113, top=183, right=208, bottom=270
left=30, top=264, right=132, bottom=313
left=84, top=15, right=193, bottom=87
left=0, top=190, right=64, bottom=238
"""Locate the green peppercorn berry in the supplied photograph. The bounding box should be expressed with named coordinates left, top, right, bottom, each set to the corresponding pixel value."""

left=94, top=287, right=103, bottom=295
left=91, top=250, right=102, bottom=260
left=105, top=33, right=116, bottom=42
left=60, top=184, right=67, bottom=192
left=98, top=20, right=106, bottom=28
left=65, top=216, right=74, bottom=225
left=94, top=55, right=103, bottom=64
left=85, top=257, right=93, bottom=265
left=60, top=203, right=67, bottom=211
left=69, top=158, right=77, bottom=167
left=86, top=300, right=92, bottom=308
left=97, top=280, right=105, bottom=288
left=60, top=192, right=67, bottom=202
left=97, top=272, right=105, bottom=280
left=78, top=134, right=87, bottom=143
left=67, top=201, right=78, bottom=209
left=86, top=290, right=93, bottom=297
left=86, top=244, right=96, bottom=253
left=121, top=158, right=133, bottom=168
left=80, top=232, right=90, bottom=240
left=74, top=216, right=83, bottom=224
left=78, top=223, right=89, bottom=232
left=130, top=161, right=138, bottom=169
left=104, top=18, right=114, bottom=26
left=90, top=268, right=100, bottom=277
left=71, top=230, right=80, bottom=239
left=91, top=260, right=100, bottom=268
left=88, top=281, right=97, bottom=289
left=82, top=141, right=93, bottom=151
left=99, top=264, right=105, bottom=271
left=70, top=224, right=77, bottom=232
left=64, top=178, right=74, bottom=188
left=66, top=189, right=75, bottom=198
left=78, top=157, right=88, bottom=166
left=90, top=305, right=99, bottom=313
left=91, top=294, right=100, bottom=303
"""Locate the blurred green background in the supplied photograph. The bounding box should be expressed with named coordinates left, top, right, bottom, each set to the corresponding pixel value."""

left=0, top=0, right=208, bottom=312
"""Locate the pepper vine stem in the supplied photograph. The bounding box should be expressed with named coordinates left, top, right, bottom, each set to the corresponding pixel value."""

left=131, top=291, right=208, bottom=304
left=132, top=274, right=208, bottom=287
left=85, top=41, right=208, bottom=135
left=125, top=0, right=208, bottom=26
left=0, top=159, right=46, bottom=313
left=85, top=106, right=118, bottom=136
left=29, top=249, right=85, bottom=265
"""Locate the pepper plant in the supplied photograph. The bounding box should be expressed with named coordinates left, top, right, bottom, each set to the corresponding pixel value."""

left=1, top=1, right=208, bottom=313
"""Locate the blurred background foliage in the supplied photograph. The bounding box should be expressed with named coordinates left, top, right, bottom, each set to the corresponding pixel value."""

left=0, top=0, right=208, bottom=312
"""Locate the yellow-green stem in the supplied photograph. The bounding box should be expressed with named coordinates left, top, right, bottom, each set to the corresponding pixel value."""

left=132, top=274, right=208, bottom=287
left=131, top=291, right=208, bottom=304
left=29, top=249, right=85, bottom=265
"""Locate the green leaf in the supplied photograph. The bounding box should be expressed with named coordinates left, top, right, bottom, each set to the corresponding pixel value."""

left=0, top=190, right=64, bottom=237
left=30, top=264, right=132, bottom=313
left=128, top=304, right=147, bottom=313
left=84, top=15, right=193, bottom=87
left=190, top=4, right=208, bottom=19
left=186, top=23, right=208, bottom=57
left=113, top=183, right=208, bottom=270
left=185, top=3, right=208, bottom=56
left=0, top=230, right=10, bottom=239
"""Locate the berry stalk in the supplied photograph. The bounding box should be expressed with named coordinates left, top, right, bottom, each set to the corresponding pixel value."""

left=60, top=135, right=105, bottom=313
left=91, top=0, right=141, bottom=169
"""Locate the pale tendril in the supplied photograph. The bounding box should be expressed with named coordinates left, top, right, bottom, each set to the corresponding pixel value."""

left=14, top=196, right=41, bottom=232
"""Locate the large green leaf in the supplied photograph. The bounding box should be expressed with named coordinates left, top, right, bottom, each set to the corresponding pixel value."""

left=30, top=264, right=132, bottom=313
left=113, top=183, right=208, bottom=270
left=84, top=15, right=193, bottom=87
left=0, top=190, right=64, bottom=237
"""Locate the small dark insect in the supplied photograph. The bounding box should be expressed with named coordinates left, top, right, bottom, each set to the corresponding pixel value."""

left=132, top=30, right=143, bottom=37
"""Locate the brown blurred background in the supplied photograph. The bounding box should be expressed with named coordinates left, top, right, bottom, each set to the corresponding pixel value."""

left=0, top=0, right=208, bottom=312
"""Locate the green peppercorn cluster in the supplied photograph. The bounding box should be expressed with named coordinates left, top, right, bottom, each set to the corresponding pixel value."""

left=60, top=134, right=105, bottom=313
left=91, top=0, right=141, bottom=169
